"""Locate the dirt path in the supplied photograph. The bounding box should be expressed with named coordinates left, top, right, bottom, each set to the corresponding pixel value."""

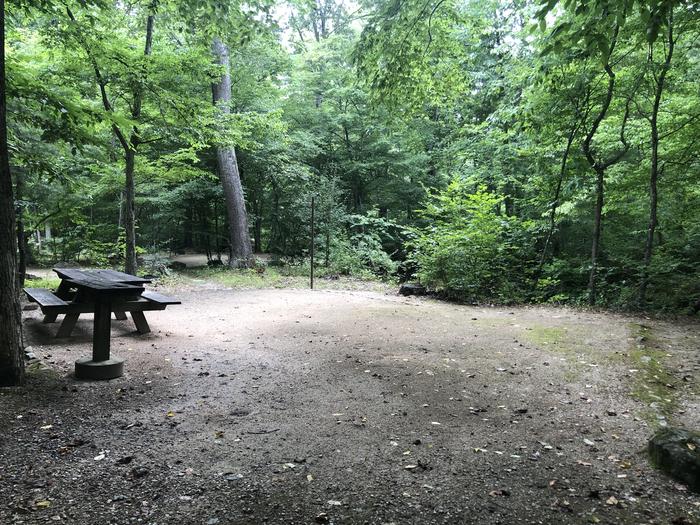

left=1, top=281, right=698, bottom=524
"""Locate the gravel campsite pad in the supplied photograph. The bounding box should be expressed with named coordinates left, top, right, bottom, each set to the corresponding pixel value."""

left=1, top=280, right=699, bottom=524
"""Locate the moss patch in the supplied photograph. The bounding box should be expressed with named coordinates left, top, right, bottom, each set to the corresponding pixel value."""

left=522, top=325, right=589, bottom=380
left=527, top=326, right=571, bottom=352
left=624, top=323, right=679, bottom=426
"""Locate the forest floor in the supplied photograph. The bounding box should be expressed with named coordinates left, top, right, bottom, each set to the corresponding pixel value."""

left=1, top=272, right=699, bottom=525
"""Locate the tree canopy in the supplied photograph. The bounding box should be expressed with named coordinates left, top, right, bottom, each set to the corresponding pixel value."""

left=3, top=0, right=699, bottom=315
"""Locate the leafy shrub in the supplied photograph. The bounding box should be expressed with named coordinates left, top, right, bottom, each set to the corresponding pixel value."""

left=409, top=179, right=535, bottom=302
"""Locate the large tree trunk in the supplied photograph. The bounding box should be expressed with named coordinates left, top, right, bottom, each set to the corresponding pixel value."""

left=0, top=0, right=25, bottom=387
left=639, top=10, right=674, bottom=307
left=211, top=37, right=253, bottom=268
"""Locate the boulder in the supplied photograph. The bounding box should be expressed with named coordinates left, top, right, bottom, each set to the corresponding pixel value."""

left=399, top=283, right=426, bottom=296
left=648, top=427, right=700, bottom=492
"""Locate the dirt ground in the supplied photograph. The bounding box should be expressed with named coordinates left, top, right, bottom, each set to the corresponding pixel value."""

left=1, top=276, right=699, bottom=525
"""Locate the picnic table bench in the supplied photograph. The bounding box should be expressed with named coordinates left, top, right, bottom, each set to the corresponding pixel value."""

left=24, top=268, right=180, bottom=380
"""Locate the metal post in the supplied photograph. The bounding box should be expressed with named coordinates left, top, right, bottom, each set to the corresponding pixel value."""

left=310, top=196, right=315, bottom=290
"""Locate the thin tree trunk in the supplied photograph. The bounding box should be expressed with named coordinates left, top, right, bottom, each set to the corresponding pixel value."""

left=15, top=171, right=26, bottom=286
left=639, top=10, right=674, bottom=306
left=214, top=201, right=221, bottom=260
left=587, top=168, right=605, bottom=304
left=0, top=0, right=24, bottom=386
left=253, top=198, right=262, bottom=253
left=66, top=6, right=155, bottom=275
left=532, top=123, right=578, bottom=293
left=580, top=24, right=621, bottom=306
left=124, top=149, right=137, bottom=274
left=211, top=37, right=253, bottom=268
left=124, top=8, right=155, bottom=275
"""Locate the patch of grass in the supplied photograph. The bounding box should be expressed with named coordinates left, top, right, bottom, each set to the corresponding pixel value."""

left=523, top=325, right=589, bottom=380
left=625, top=323, right=679, bottom=426
left=24, top=276, right=62, bottom=291
left=25, top=361, right=62, bottom=381
left=526, top=326, right=575, bottom=354
left=173, top=266, right=394, bottom=293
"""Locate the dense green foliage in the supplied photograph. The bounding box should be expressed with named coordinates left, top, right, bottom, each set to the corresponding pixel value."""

left=5, top=0, right=700, bottom=311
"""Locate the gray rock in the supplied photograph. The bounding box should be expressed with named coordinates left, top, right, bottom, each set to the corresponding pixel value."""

left=648, top=427, right=700, bottom=492
left=24, top=347, right=37, bottom=361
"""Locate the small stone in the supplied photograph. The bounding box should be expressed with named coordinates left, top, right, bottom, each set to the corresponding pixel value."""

left=606, top=410, right=618, bottom=416
left=131, top=466, right=150, bottom=478
left=315, top=513, right=329, bottom=523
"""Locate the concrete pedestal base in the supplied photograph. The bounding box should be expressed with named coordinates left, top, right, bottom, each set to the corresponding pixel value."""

left=75, top=357, right=124, bottom=380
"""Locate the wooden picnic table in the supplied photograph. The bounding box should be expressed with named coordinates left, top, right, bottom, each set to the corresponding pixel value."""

left=24, top=268, right=180, bottom=380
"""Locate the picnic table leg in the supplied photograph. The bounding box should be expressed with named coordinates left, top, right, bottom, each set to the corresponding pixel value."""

left=46, top=282, right=77, bottom=322
left=130, top=311, right=151, bottom=334
left=74, top=299, right=124, bottom=380
left=114, top=311, right=127, bottom=320
left=43, top=312, right=59, bottom=323
left=54, top=280, right=72, bottom=300
left=56, top=313, right=80, bottom=338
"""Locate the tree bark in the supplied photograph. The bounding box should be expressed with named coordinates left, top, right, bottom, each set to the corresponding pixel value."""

left=211, top=37, right=253, bottom=268
left=639, top=10, right=674, bottom=306
left=0, top=0, right=25, bottom=386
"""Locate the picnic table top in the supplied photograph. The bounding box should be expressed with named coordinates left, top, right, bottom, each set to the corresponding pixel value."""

left=53, top=268, right=147, bottom=296
left=53, top=268, right=151, bottom=284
